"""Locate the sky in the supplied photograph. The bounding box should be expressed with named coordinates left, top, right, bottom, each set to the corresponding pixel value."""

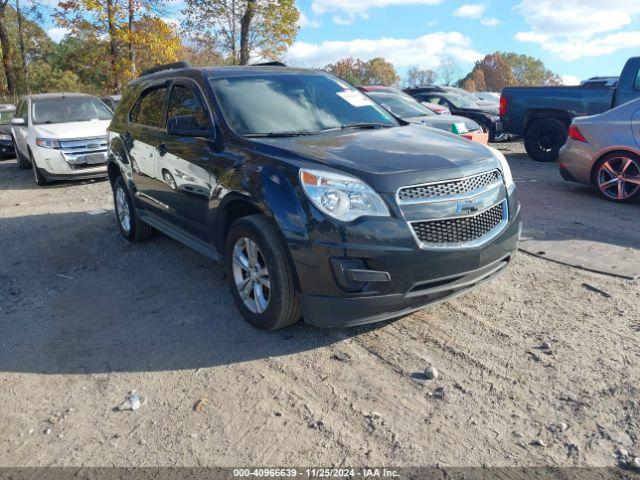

left=43, top=0, right=640, bottom=86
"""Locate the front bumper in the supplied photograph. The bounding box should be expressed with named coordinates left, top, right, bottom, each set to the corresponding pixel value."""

left=0, top=139, right=14, bottom=156
left=301, top=252, right=513, bottom=327
left=293, top=189, right=521, bottom=327
left=32, top=145, right=107, bottom=180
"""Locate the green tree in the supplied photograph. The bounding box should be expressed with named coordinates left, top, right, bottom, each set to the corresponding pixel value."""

left=27, top=59, right=85, bottom=93
left=182, top=0, right=299, bottom=65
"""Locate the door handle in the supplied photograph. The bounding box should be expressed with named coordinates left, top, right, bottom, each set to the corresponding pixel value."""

left=156, top=143, right=167, bottom=156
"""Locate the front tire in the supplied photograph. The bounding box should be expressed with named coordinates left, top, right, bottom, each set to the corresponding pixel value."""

left=15, top=143, right=30, bottom=169
left=225, top=215, right=301, bottom=330
left=30, top=151, right=48, bottom=186
left=524, top=118, right=567, bottom=162
left=112, top=176, right=154, bottom=242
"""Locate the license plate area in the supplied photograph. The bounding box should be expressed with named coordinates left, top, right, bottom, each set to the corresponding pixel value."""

left=83, top=153, right=106, bottom=165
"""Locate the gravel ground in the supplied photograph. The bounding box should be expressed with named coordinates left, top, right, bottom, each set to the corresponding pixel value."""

left=0, top=143, right=639, bottom=468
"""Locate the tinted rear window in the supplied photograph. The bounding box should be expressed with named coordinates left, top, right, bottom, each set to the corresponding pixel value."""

left=129, top=87, right=168, bottom=128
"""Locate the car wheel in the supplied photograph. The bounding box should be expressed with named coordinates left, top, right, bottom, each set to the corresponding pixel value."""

left=225, top=215, right=301, bottom=330
left=15, top=143, right=30, bottom=169
left=30, top=150, right=48, bottom=186
left=163, top=170, right=177, bottom=190
left=524, top=118, right=567, bottom=162
left=593, top=152, right=640, bottom=203
left=113, top=176, right=154, bottom=242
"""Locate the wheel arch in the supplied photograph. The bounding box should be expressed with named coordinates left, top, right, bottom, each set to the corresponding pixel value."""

left=524, top=110, right=572, bottom=133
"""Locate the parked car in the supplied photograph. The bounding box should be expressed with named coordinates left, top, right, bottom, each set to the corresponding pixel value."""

left=12, top=93, right=113, bottom=185
left=405, top=87, right=503, bottom=141
left=559, top=97, right=640, bottom=203
left=359, top=86, right=487, bottom=143
left=580, top=77, right=618, bottom=88
left=0, top=104, right=15, bottom=159
left=101, top=94, right=121, bottom=111
left=440, top=86, right=498, bottom=108
left=421, top=102, right=451, bottom=115
left=474, top=92, right=501, bottom=103
left=500, top=57, right=640, bottom=162
left=107, top=63, right=521, bottom=330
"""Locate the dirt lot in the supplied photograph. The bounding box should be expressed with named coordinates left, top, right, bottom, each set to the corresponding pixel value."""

left=0, top=142, right=639, bottom=468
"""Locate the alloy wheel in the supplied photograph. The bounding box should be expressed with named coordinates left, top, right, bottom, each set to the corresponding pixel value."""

left=597, top=156, right=640, bottom=201
left=232, top=237, right=270, bottom=314
left=115, top=186, right=132, bottom=233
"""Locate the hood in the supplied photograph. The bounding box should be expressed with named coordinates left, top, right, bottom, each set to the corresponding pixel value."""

left=405, top=115, right=481, bottom=132
left=32, top=119, right=110, bottom=139
left=252, top=124, right=499, bottom=193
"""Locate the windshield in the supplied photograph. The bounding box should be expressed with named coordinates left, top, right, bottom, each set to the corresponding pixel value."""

left=0, top=110, right=14, bottom=125
left=444, top=93, right=480, bottom=109
left=368, top=91, right=434, bottom=118
left=209, top=73, right=398, bottom=135
left=32, top=97, right=113, bottom=125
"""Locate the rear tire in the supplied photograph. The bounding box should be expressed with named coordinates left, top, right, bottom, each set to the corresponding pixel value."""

left=524, top=118, right=567, bottom=162
left=225, top=215, right=301, bottom=330
left=592, top=152, right=640, bottom=203
left=113, top=176, right=154, bottom=242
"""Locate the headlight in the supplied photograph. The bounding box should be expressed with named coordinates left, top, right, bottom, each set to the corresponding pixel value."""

left=487, top=146, right=515, bottom=192
left=0, top=134, right=11, bottom=141
left=36, top=138, right=60, bottom=149
left=299, top=169, right=390, bottom=221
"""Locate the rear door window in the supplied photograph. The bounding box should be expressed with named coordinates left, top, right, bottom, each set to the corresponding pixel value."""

left=167, top=83, right=210, bottom=131
left=129, top=86, right=168, bottom=128
left=16, top=100, right=28, bottom=123
left=634, top=68, right=640, bottom=91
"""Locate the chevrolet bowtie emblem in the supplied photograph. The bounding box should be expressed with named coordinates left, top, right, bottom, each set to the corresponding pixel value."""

left=456, top=198, right=484, bottom=215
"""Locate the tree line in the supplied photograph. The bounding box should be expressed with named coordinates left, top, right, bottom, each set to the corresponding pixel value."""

left=0, top=1, right=562, bottom=100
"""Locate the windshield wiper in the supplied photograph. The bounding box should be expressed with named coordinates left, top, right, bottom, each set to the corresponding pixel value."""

left=244, top=130, right=318, bottom=138
left=340, top=122, right=393, bottom=130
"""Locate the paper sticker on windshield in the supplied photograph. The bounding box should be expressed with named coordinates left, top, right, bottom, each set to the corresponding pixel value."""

left=337, top=90, right=374, bottom=107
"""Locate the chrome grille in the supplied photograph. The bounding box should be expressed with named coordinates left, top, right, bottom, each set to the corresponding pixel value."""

left=412, top=203, right=505, bottom=245
left=58, top=136, right=108, bottom=167
left=398, top=170, right=501, bottom=202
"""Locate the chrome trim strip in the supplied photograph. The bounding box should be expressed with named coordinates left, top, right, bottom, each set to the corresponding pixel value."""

left=396, top=169, right=502, bottom=205
left=408, top=200, right=509, bottom=250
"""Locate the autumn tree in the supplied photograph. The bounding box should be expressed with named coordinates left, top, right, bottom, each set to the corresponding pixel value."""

left=459, top=52, right=562, bottom=92
left=325, top=57, right=399, bottom=86
left=324, top=58, right=367, bottom=85
left=182, top=0, right=299, bottom=65
left=404, top=67, right=438, bottom=88
left=363, top=57, right=400, bottom=85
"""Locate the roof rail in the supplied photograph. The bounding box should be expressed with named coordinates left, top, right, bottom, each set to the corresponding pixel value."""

left=251, top=61, right=287, bottom=67
left=140, top=61, right=192, bottom=77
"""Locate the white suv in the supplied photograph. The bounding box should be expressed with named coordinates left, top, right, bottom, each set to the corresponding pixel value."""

left=11, top=93, right=113, bottom=185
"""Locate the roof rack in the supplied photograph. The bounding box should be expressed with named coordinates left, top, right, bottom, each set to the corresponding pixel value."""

left=251, top=61, right=287, bottom=67
left=140, top=61, right=192, bottom=77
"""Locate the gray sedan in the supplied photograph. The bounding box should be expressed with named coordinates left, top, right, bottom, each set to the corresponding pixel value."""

left=559, top=97, right=640, bottom=203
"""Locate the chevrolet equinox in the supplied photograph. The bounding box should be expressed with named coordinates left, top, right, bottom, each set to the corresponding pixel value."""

left=106, top=62, right=521, bottom=330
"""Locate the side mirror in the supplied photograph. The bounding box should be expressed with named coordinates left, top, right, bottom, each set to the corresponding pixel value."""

left=11, top=118, right=25, bottom=126
left=167, top=115, right=214, bottom=138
